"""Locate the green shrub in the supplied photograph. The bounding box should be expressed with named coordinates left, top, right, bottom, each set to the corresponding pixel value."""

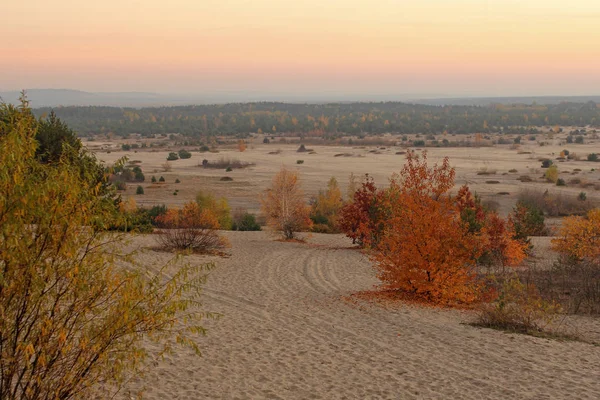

left=151, top=176, right=157, bottom=183
left=296, top=160, right=304, bottom=164
left=159, top=176, right=165, bottom=182
left=136, top=185, right=144, bottom=195
left=541, top=159, right=553, bottom=168
left=232, top=210, right=261, bottom=231
left=178, top=149, right=192, bottom=159
left=175, top=178, right=181, bottom=183
left=167, top=152, right=179, bottom=161
left=587, top=153, right=598, bottom=162
left=556, top=178, right=566, bottom=186
left=226, top=166, right=233, bottom=172
left=121, top=143, right=131, bottom=151
left=578, top=192, right=587, bottom=201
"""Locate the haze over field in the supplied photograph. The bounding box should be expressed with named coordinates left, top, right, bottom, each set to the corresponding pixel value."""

left=2, top=0, right=600, bottom=101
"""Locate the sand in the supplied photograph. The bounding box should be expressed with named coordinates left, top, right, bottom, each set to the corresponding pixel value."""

left=117, top=232, right=600, bottom=400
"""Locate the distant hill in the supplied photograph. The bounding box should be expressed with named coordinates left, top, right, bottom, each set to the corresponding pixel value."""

left=0, top=89, right=176, bottom=108
left=412, top=96, right=600, bottom=106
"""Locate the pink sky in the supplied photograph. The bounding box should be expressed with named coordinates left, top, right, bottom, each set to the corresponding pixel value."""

left=2, top=0, right=600, bottom=97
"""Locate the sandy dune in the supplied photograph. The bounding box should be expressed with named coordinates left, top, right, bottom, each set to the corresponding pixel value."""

left=118, top=232, right=600, bottom=400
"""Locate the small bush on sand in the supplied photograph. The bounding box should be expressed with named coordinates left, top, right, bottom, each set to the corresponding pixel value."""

left=232, top=208, right=261, bottom=231
left=200, top=157, right=254, bottom=169
left=136, top=185, right=144, bottom=194
left=155, top=202, right=228, bottom=252
left=476, top=276, right=560, bottom=334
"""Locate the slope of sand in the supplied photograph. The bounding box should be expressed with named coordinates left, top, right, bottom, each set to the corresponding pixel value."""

left=119, top=232, right=600, bottom=400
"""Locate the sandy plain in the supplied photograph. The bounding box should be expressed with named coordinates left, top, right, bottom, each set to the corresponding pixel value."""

left=87, top=134, right=600, bottom=399
left=114, top=232, right=600, bottom=400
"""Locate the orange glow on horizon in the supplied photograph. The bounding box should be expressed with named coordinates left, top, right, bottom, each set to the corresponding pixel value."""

left=2, top=0, right=600, bottom=96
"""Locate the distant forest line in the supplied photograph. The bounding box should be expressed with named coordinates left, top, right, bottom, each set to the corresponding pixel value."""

left=32, top=101, right=600, bottom=137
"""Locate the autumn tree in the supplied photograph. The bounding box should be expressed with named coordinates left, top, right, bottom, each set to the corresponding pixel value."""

left=455, top=185, right=527, bottom=267
left=372, top=152, right=485, bottom=304
left=196, top=190, right=232, bottom=230
left=0, top=99, right=211, bottom=399
left=339, top=175, right=387, bottom=246
left=551, top=209, right=600, bottom=261
left=310, top=177, right=344, bottom=233
left=237, top=139, right=247, bottom=152
left=261, top=167, right=311, bottom=239
left=545, top=165, right=559, bottom=183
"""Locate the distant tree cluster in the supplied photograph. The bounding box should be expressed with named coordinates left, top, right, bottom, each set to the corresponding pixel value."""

left=33, top=101, right=600, bottom=137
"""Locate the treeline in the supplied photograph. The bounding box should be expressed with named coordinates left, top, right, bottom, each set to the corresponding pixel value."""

left=33, top=101, right=600, bottom=137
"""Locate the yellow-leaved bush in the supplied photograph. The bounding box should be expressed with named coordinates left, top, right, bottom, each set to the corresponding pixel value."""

left=0, top=98, right=213, bottom=399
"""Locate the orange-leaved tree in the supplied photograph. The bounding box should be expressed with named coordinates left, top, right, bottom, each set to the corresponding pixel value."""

left=455, top=185, right=527, bottom=267
left=372, top=151, right=485, bottom=304
left=237, top=139, right=247, bottom=152
left=551, top=208, right=600, bottom=261
left=480, top=212, right=528, bottom=267
left=261, top=166, right=312, bottom=239
left=155, top=201, right=228, bottom=252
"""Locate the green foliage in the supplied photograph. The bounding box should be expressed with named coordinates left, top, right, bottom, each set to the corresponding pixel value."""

left=413, top=140, right=426, bottom=147
left=296, top=159, right=304, bottom=164
left=122, top=143, right=131, bottom=151
left=556, top=178, right=566, bottom=186
left=159, top=176, right=165, bottom=182
left=33, top=102, right=600, bottom=137
left=151, top=175, right=157, bottom=182
left=136, top=185, right=144, bottom=194
left=178, top=149, right=192, bottom=159
left=175, top=178, right=181, bottom=183
left=167, top=152, right=179, bottom=161
left=226, top=166, right=233, bottom=172
left=232, top=209, right=261, bottom=231
left=541, top=159, right=553, bottom=168
left=509, top=201, right=547, bottom=240
left=575, top=135, right=584, bottom=144
left=587, top=153, right=598, bottom=162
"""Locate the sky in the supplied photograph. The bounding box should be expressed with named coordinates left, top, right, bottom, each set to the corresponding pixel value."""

left=2, top=0, right=600, bottom=99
